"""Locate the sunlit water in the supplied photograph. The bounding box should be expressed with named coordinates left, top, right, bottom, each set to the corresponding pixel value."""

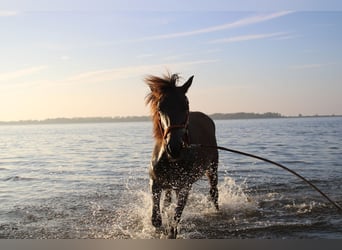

left=0, top=117, right=341, bottom=239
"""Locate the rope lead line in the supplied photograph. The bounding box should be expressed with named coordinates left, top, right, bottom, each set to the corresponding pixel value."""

left=193, top=144, right=342, bottom=212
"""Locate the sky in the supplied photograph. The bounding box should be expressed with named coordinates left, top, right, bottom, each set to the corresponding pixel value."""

left=1, top=1, right=342, bottom=121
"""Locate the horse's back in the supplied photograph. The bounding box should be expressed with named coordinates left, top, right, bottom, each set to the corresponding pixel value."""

left=188, top=111, right=217, bottom=146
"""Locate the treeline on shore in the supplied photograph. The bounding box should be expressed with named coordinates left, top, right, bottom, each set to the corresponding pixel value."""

left=210, top=112, right=282, bottom=120
left=0, top=112, right=339, bottom=125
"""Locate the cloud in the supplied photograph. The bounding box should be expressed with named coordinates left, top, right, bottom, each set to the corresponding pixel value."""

left=0, top=66, right=48, bottom=82
left=209, top=32, right=290, bottom=44
left=1, top=60, right=218, bottom=90
left=65, top=59, right=219, bottom=84
left=132, top=10, right=294, bottom=42
left=273, top=33, right=299, bottom=40
left=0, top=10, right=19, bottom=17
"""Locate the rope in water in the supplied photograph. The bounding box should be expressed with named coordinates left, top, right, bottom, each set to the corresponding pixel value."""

left=191, top=144, right=342, bottom=212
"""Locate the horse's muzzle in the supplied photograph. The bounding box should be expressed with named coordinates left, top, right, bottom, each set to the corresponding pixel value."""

left=165, top=137, right=188, bottom=160
left=163, top=125, right=189, bottom=160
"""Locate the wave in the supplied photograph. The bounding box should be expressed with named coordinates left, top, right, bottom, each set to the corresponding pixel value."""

left=2, top=176, right=37, bottom=182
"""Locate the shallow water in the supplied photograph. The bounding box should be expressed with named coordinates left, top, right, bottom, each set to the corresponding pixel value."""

left=0, top=117, right=341, bottom=238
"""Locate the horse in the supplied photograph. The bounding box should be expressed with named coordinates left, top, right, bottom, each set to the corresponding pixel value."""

left=145, top=73, right=219, bottom=238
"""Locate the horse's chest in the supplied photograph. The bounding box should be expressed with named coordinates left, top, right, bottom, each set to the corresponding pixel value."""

left=151, top=157, right=206, bottom=188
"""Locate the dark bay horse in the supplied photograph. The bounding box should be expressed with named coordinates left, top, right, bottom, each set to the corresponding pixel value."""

left=145, top=73, right=219, bottom=238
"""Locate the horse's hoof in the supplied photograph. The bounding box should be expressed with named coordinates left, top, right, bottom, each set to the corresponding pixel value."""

left=167, top=227, right=177, bottom=239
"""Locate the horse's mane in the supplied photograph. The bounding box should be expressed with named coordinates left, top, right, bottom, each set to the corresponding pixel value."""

left=145, top=73, right=180, bottom=141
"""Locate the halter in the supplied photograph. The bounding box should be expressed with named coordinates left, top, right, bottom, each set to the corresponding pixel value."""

left=158, top=111, right=190, bottom=146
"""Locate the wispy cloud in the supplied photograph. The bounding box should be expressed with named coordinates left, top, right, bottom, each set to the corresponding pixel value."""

left=66, top=59, right=219, bottom=84
left=133, top=10, right=294, bottom=42
left=0, top=10, right=19, bottom=17
left=273, top=33, right=299, bottom=40
left=209, top=32, right=290, bottom=44
left=0, top=66, right=48, bottom=82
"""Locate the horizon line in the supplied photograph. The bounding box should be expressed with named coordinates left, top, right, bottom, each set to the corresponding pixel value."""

left=1, top=112, right=341, bottom=124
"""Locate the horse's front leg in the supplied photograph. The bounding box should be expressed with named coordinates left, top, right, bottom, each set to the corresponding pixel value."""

left=168, top=186, right=191, bottom=239
left=151, top=180, right=162, bottom=228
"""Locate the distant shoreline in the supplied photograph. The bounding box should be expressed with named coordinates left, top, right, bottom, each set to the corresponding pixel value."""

left=1, top=112, right=341, bottom=125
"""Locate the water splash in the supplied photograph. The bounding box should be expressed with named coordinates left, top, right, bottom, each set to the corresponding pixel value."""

left=105, top=176, right=257, bottom=239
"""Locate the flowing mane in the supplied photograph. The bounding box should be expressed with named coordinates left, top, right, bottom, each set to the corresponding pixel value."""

left=145, top=73, right=180, bottom=141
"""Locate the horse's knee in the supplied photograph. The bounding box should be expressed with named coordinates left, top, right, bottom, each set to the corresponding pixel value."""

left=207, top=164, right=218, bottom=182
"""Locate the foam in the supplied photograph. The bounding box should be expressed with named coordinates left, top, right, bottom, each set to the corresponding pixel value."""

left=110, top=176, right=256, bottom=239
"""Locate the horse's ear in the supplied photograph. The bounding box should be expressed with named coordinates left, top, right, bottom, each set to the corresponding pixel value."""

left=182, top=75, right=194, bottom=93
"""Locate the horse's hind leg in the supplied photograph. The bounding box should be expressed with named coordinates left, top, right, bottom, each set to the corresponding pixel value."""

left=207, top=162, right=219, bottom=210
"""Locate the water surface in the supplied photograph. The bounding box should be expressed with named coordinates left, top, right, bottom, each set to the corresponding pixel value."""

left=0, top=117, right=341, bottom=238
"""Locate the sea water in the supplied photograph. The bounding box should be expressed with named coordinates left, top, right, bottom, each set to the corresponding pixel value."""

left=0, top=117, right=341, bottom=238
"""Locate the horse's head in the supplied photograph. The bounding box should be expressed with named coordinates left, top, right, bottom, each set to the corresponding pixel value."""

left=158, top=76, right=193, bottom=159
left=145, top=73, right=194, bottom=159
